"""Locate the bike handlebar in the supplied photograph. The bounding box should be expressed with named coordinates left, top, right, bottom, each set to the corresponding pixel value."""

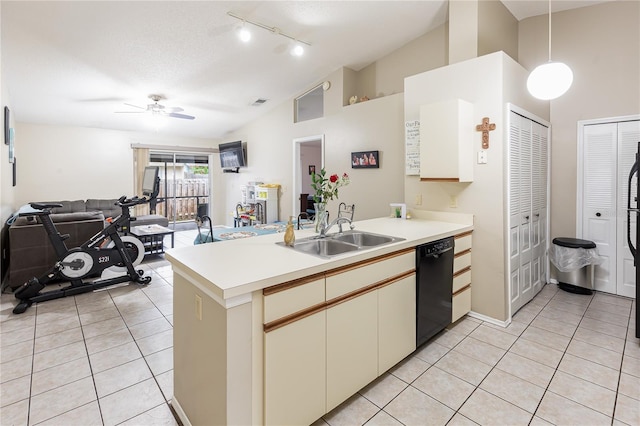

left=116, top=196, right=149, bottom=208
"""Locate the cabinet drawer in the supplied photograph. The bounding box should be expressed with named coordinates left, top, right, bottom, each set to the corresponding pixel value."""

left=453, top=268, right=471, bottom=293
left=454, top=233, right=472, bottom=254
left=264, top=278, right=325, bottom=323
left=452, top=286, right=471, bottom=322
left=454, top=251, right=471, bottom=273
left=326, top=251, right=414, bottom=300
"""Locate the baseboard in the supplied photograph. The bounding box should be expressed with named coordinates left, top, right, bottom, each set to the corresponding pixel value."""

left=467, top=310, right=511, bottom=328
left=171, top=397, right=192, bottom=426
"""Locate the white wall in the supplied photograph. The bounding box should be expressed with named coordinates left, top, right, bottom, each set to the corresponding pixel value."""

left=13, top=123, right=216, bottom=206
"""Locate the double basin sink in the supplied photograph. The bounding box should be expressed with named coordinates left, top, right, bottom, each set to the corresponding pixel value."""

left=277, top=230, right=405, bottom=258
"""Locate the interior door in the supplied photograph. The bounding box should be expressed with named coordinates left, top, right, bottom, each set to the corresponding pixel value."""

left=617, top=121, right=640, bottom=297
left=582, top=123, right=618, bottom=294
left=518, top=115, right=533, bottom=308
left=509, top=111, right=524, bottom=312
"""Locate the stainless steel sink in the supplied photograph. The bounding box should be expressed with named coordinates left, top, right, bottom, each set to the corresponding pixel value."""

left=276, top=230, right=404, bottom=258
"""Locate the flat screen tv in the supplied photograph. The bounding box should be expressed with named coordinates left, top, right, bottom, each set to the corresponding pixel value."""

left=219, top=141, right=246, bottom=171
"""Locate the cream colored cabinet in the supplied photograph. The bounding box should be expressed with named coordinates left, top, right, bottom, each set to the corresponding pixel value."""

left=452, top=231, right=472, bottom=322
left=326, top=290, right=378, bottom=412
left=378, top=273, right=416, bottom=374
left=419, top=99, right=474, bottom=182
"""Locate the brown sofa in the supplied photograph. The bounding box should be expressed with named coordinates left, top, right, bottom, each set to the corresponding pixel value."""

left=5, top=199, right=169, bottom=291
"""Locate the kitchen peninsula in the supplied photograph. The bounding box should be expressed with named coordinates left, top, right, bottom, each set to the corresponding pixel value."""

left=166, top=212, right=473, bottom=426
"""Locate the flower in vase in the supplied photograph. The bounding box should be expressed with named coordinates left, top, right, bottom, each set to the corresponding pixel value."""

left=311, top=168, right=350, bottom=203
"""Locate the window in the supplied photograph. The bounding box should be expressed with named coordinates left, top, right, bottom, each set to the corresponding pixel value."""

left=294, top=84, right=324, bottom=123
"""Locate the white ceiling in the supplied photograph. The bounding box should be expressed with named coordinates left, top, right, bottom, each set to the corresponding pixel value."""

left=1, top=1, right=610, bottom=140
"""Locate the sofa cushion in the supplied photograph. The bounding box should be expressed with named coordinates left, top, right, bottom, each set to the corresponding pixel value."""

left=11, top=211, right=104, bottom=227
left=86, top=199, right=120, bottom=220
left=42, top=200, right=86, bottom=214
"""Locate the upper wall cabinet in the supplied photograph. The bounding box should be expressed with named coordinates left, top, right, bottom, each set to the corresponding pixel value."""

left=419, top=99, right=474, bottom=182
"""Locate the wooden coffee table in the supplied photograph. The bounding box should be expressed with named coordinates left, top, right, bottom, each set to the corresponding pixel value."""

left=130, top=224, right=175, bottom=255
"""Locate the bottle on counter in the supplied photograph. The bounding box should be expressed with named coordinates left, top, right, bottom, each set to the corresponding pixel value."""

left=284, top=216, right=295, bottom=246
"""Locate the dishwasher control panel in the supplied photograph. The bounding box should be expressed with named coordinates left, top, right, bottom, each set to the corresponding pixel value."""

left=421, top=237, right=454, bottom=256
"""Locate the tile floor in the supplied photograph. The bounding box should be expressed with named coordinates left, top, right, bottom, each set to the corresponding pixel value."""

left=1, top=230, right=638, bottom=425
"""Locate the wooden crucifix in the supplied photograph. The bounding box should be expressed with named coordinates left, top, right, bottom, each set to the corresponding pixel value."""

left=476, top=117, right=496, bottom=149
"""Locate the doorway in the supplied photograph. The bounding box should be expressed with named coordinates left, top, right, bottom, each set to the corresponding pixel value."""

left=578, top=116, right=639, bottom=297
left=293, top=135, right=324, bottom=216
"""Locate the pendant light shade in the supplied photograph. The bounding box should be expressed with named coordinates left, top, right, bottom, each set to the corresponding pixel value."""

left=527, top=0, right=573, bottom=100
left=527, top=61, right=573, bottom=100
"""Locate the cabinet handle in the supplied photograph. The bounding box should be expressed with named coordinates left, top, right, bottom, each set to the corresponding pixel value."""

left=535, top=213, right=540, bottom=218
left=525, top=215, right=530, bottom=220
left=596, top=212, right=602, bottom=217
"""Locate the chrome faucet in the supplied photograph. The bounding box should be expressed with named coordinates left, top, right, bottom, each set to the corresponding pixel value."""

left=319, top=216, right=354, bottom=238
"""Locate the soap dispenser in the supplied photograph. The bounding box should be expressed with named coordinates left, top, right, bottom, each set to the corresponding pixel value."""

left=284, top=216, right=295, bottom=246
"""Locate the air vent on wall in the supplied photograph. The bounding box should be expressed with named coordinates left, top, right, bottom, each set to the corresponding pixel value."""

left=252, top=98, right=268, bottom=106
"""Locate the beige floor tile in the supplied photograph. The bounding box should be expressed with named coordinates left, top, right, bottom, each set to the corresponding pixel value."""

left=136, top=329, right=173, bottom=356
left=622, top=355, right=640, bottom=378
left=33, top=341, right=87, bottom=373
left=529, top=415, right=554, bottom=426
left=119, top=403, right=179, bottom=426
left=34, top=315, right=81, bottom=339
left=593, top=293, right=633, bottom=308
left=584, top=307, right=631, bottom=328
left=572, top=327, right=625, bottom=353
left=413, top=341, right=449, bottom=365
left=145, top=347, right=173, bottom=376
left=113, top=293, right=156, bottom=314
left=94, top=358, right=153, bottom=398
left=413, top=366, right=475, bottom=410
left=36, top=401, right=102, bottom=426
left=1, top=339, right=34, bottom=364
left=446, top=413, right=478, bottom=426
left=142, top=286, right=173, bottom=305
left=0, top=314, right=36, bottom=334
left=323, top=393, right=379, bottom=426
left=495, top=352, right=555, bottom=388
left=363, top=410, right=403, bottom=426
left=0, top=375, right=30, bottom=408
left=614, top=393, right=640, bottom=425
left=549, top=371, right=616, bottom=416
left=28, top=376, right=97, bottom=425
left=389, top=354, right=429, bottom=384
left=359, top=372, right=407, bottom=408
left=547, top=299, right=587, bottom=316
left=384, top=386, right=454, bottom=426
left=625, top=339, right=640, bottom=360
left=165, top=314, right=174, bottom=326
left=34, top=326, right=83, bottom=353
left=618, top=372, right=640, bottom=401
left=511, top=307, right=537, bottom=325
left=1, top=326, right=35, bottom=348
left=485, top=320, right=527, bottom=336
left=536, top=391, right=611, bottom=426
left=459, top=388, right=531, bottom=426
left=0, top=355, right=33, bottom=383
left=99, top=377, right=165, bottom=426
left=589, top=300, right=631, bottom=317
left=558, top=353, right=619, bottom=391
left=89, top=341, right=143, bottom=374
left=434, top=350, right=492, bottom=386
left=78, top=305, right=121, bottom=326
left=156, top=369, right=174, bottom=402
left=156, top=302, right=173, bottom=317
left=34, top=296, right=77, bottom=314
left=509, top=337, right=563, bottom=368
left=0, top=398, right=29, bottom=426
left=129, top=317, right=172, bottom=340
left=432, top=328, right=467, bottom=349
left=468, top=324, right=518, bottom=350
left=76, top=296, right=116, bottom=316
left=35, top=304, right=78, bottom=324
left=446, top=317, right=481, bottom=336
left=120, top=306, right=164, bottom=327
left=530, top=315, right=577, bottom=337
left=539, top=305, right=583, bottom=326
left=479, top=368, right=545, bottom=413
left=84, top=327, right=133, bottom=355
left=31, top=356, right=92, bottom=396
left=81, top=316, right=127, bottom=339
left=580, top=317, right=627, bottom=339
left=453, top=336, right=506, bottom=366
left=566, top=338, right=623, bottom=369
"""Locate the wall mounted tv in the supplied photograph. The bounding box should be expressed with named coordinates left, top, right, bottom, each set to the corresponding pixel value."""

left=218, top=141, right=246, bottom=172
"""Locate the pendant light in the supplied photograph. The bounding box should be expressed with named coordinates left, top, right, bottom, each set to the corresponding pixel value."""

left=527, top=0, right=573, bottom=100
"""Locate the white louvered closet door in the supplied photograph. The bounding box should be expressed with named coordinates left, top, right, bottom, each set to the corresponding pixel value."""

left=509, top=110, right=550, bottom=315
left=582, top=123, right=618, bottom=294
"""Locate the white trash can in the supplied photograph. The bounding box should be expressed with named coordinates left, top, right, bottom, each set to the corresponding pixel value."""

left=550, top=237, right=602, bottom=295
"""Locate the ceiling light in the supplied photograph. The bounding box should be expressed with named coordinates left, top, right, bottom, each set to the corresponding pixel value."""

left=238, top=22, right=251, bottom=43
left=227, top=11, right=311, bottom=52
left=290, top=42, right=304, bottom=57
left=527, top=0, right=573, bottom=100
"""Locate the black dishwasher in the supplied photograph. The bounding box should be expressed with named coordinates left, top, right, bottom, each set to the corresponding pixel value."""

left=416, top=237, right=454, bottom=347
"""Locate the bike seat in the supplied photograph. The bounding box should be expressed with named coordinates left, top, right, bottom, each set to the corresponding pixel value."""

left=30, top=202, right=63, bottom=210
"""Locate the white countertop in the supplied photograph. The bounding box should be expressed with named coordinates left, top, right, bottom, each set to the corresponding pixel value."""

left=165, top=216, right=473, bottom=301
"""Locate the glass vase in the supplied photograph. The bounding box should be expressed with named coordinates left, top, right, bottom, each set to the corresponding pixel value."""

left=314, top=202, right=328, bottom=234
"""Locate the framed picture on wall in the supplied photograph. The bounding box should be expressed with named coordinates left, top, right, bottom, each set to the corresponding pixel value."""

left=351, top=150, right=379, bottom=169
left=309, top=165, right=316, bottom=175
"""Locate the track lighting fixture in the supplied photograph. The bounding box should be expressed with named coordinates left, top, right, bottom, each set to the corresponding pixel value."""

left=227, top=12, right=311, bottom=52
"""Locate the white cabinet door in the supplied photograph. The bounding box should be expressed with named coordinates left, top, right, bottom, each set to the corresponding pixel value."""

left=326, top=291, right=378, bottom=412
left=264, top=311, right=326, bottom=426
left=582, top=123, right=618, bottom=294
left=378, top=275, right=416, bottom=374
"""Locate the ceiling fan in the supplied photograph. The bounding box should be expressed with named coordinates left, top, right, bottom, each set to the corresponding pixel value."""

left=115, top=94, right=195, bottom=120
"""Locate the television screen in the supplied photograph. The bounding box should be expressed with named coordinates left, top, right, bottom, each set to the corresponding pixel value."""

left=142, top=166, right=159, bottom=196
left=219, top=141, right=246, bottom=169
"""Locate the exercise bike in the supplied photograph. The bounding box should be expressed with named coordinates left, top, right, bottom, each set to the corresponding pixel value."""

left=12, top=195, right=152, bottom=314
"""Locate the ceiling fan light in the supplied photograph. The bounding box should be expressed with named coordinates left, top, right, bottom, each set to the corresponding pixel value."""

left=238, top=25, right=251, bottom=43
left=527, top=61, right=573, bottom=100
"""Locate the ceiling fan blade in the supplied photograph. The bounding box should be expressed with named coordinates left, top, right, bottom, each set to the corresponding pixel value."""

left=165, top=106, right=184, bottom=113
left=114, top=111, right=147, bottom=114
left=123, top=103, right=147, bottom=110
left=167, top=112, right=195, bottom=120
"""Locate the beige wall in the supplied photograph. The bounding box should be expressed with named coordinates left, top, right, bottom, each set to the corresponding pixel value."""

left=12, top=123, right=216, bottom=207
left=518, top=1, right=640, bottom=240
left=478, top=0, right=518, bottom=61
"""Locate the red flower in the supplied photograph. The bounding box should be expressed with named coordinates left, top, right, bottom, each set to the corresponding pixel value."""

left=329, top=174, right=339, bottom=183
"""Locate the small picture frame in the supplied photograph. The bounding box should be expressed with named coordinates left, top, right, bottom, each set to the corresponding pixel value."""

left=4, top=106, right=9, bottom=145
left=309, top=165, right=316, bottom=175
left=351, top=150, right=379, bottom=169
